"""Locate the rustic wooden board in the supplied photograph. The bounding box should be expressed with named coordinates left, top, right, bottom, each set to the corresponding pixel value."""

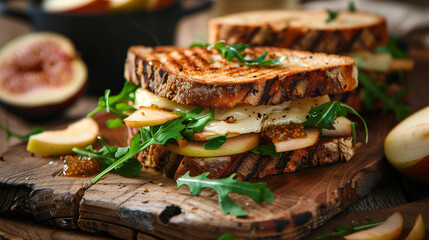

left=0, top=111, right=395, bottom=239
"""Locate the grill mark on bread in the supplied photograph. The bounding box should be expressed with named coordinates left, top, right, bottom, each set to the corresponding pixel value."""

left=209, top=10, right=388, bottom=54
left=126, top=46, right=357, bottom=108
left=244, top=154, right=265, bottom=180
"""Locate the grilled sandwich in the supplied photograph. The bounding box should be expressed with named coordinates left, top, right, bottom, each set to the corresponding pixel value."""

left=209, top=10, right=414, bottom=118
left=122, top=45, right=362, bottom=180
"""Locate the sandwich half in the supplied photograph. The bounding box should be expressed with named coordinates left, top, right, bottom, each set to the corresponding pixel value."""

left=123, top=45, right=361, bottom=180
left=209, top=10, right=413, bottom=119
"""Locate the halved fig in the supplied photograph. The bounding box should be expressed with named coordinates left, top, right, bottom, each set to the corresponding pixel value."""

left=0, top=32, right=87, bottom=119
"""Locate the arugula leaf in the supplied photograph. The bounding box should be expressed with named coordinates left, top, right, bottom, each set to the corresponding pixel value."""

left=0, top=123, right=43, bottom=141
left=204, top=135, right=227, bottom=150
left=311, top=221, right=381, bottom=240
left=326, top=9, right=338, bottom=23
left=76, top=109, right=215, bottom=183
left=72, top=136, right=143, bottom=179
left=189, top=40, right=210, bottom=48
left=106, top=119, right=125, bottom=128
left=358, top=73, right=411, bottom=121
left=302, top=101, right=368, bottom=145
left=250, top=145, right=282, bottom=158
left=87, top=81, right=138, bottom=124
left=376, top=36, right=407, bottom=59
left=177, top=171, right=274, bottom=217
left=190, top=40, right=286, bottom=67
left=349, top=1, right=356, bottom=12
left=217, top=234, right=237, bottom=240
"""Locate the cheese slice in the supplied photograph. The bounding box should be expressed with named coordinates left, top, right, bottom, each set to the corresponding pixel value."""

left=134, top=88, right=330, bottom=135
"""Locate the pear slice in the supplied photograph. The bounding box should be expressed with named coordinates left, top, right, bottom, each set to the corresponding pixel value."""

left=273, top=128, right=319, bottom=152
left=193, top=131, right=241, bottom=141
left=321, top=117, right=352, bottom=137
left=124, top=106, right=180, bottom=128
left=166, top=133, right=260, bottom=157
left=405, top=214, right=425, bottom=240
left=27, top=118, right=99, bottom=156
left=344, top=211, right=403, bottom=240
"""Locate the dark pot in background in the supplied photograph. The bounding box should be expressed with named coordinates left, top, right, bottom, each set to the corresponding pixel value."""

left=0, top=0, right=211, bottom=95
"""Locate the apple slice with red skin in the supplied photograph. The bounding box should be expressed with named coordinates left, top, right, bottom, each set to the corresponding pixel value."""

left=166, top=133, right=260, bottom=157
left=109, top=0, right=147, bottom=12
left=124, top=106, right=181, bottom=128
left=42, top=0, right=110, bottom=14
left=384, top=106, right=429, bottom=184
left=405, top=214, right=425, bottom=240
left=0, top=32, right=87, bottom=119
left=344, top=211, right=403, bottom=240
left=273, top=128, right=319, bottom=152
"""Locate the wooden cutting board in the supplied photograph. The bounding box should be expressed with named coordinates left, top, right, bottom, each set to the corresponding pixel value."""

left=0, top=112, right=394, bottom=240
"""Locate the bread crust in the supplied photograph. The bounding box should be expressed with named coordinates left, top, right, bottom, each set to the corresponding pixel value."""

left=125, top=45, right=358, bottom=108
left=130, top=135, right=355, bottom=180
left=209, top=10, right=388, bottom=54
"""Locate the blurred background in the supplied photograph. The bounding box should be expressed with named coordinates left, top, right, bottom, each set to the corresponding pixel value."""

left=1, top=0, right=428, bottom=96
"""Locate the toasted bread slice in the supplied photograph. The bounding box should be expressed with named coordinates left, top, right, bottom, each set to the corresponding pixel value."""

left=125, top=45, right=357, bottom=108
left=209, top=10, right=388, bottom=54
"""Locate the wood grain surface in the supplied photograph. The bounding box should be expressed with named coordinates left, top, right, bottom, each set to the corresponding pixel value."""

left=0, top=109, right=394, bottom=239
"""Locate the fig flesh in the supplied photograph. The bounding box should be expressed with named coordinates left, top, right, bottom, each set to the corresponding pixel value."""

left=0, top=32, right=87, bottom=119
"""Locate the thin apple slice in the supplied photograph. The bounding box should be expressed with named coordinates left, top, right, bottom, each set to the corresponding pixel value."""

left=273, top=128, right=319, bottom=152
left=27, top=118, right=99, bottom=156
left=193, top=132, right=241, bottom=141
left=321, top=117, right=352, bottom=137
left=124, top=106, right=180, bottom=128
left=344, top=211, right=403, bottom=240
left=166, top=133, right=260, bottom=157
left=109, top=0, right=148, bottom=12
left=405, top=214, right=425, bottom=240
left=42, top=0, right=110, bottom=13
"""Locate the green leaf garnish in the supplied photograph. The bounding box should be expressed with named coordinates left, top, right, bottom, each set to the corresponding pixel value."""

left=176, top=171, right=274, bottom=217
left=72, top=136, right=143, bottom=179
left=250, top=144, right=282, bottom=158
left=349, top=1, right=356, bottom=12
left=217, top=234, right=237, bottom=240
left=358, top=73, right=411, bottom=121
left=190, top=40, right=286, bottom=66
left=302, top=101, right=368, bottom=145
left=376, top=36, right=408, bottom=59
left=0, top=123, right=43, bottom=141
left=204, top=135, right=227, bottom=150
left=189, top=39, right=210, bottom=49
left=311, top=221, right=382, bottom=240
left=87, top=81, right=138, bottom=125
left=326, top=9, right=338, bottom=23
left=75, top=109, right=215, bottom=183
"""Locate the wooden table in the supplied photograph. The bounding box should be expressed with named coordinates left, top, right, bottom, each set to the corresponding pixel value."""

left=1, top=7, right=429, bottom=240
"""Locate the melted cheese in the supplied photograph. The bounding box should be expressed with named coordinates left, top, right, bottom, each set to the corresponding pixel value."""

left=134, top=88, right=330, bottom=135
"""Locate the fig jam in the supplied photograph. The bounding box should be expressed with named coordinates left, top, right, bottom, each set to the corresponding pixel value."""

left=263, top=123, right=306, bottom=142
left=61, top=155, right=100, bottom=177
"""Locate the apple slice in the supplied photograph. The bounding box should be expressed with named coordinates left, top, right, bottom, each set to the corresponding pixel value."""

left=124, top=106, right=180, bottom=128
left=405, top=214, right=425, bottom=240
left=27, top=118, right=99, bottom=156
left=273, top=128, right=319, bottom=152
left=193, top=132, right=241, bottom=141
left=384, top=106, right=429, bottom=184
left=321, top=117, right=352, bottom=137
left=42, top=0, right=110, bottom=14
left=166, top=133, right=260, bottom=157
left=109, top=0, right=147, bottom=12
left=344, top=211, right=403, bottom=240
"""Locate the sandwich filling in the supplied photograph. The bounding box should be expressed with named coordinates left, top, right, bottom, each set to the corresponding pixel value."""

left=127, top=88, right=354, bottom=158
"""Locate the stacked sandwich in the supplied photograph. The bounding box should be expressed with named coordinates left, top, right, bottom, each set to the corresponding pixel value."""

left=209, top=9, right=414, bottom=119
left=122, top=44, right=364, bottom=180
